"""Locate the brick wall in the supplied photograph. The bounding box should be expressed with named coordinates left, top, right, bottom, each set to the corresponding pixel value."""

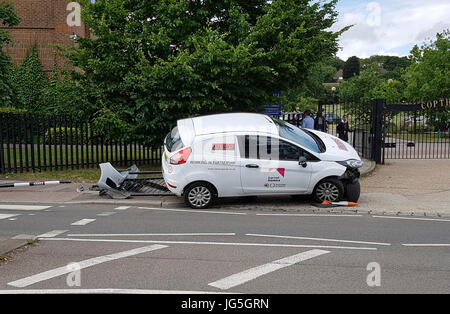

left=0, top=0, right=90, bottom=74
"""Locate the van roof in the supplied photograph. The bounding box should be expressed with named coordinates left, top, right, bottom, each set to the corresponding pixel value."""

left=183, top=113, right=279, bottom=136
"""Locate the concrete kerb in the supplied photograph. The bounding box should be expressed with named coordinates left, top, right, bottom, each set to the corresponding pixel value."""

left=0, top=236, right=36, bottom=258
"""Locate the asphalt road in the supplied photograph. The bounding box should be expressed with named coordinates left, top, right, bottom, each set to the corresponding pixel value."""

left=0, top=202, right=449, bottom=294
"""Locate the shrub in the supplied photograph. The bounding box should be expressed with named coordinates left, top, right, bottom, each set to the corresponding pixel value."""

left=44, top=127, right=83, bottom=145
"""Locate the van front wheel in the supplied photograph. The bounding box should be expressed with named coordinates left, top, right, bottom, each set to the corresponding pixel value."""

left=313, top=178, right=344, bottom=203
left=184, top=182, right=217, bottom=209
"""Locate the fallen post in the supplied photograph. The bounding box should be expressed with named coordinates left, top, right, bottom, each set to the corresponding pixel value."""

left=0, top=180, right=72, bottom=188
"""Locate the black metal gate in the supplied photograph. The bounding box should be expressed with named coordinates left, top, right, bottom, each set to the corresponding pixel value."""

left=280, top=99, right=449, bottom=164
left=318, top=100, right=376, bottom=161
left=382, top=100, right=450, bottom=162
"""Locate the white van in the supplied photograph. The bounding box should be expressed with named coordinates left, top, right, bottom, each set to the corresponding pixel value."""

left=162, top=113, right=362, bottom=209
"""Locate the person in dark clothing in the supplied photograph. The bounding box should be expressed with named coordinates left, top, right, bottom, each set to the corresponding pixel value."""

left=337, top=114, right=349, bottom=142
left=314, top=111, right=328, bottom=132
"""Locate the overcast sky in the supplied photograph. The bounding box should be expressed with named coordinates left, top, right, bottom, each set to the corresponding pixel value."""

left=331, top=0, right=450, bottom=60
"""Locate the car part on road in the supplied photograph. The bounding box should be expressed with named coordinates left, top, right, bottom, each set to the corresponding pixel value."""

left=0, top=180, right=72, bottom=188
left=321, top=200, right=358, bottom=207
left=96, top=162, right=172, bottom=199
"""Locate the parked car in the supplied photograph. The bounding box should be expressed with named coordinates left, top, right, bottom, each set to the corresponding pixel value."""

left=162, top=113, right=362, bottom=209
left=324, top=113, right=340, bottom=124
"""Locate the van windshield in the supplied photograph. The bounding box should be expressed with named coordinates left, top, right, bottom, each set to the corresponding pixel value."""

left=165, top=126, right=184, bottom=152
left=271, top=118, right=323, bottom=153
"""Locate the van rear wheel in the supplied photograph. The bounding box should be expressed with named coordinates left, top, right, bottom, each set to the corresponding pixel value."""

left=184, top=182, right=216, bottom=209
left=313, top=178, right=344, bottom=203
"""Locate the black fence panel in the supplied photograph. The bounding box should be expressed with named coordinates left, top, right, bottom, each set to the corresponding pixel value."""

left=0, top=113, right=162, bottom=174
left=279, top=101, right=374, bottom=160
left=382, top=100, right=450, bottom=161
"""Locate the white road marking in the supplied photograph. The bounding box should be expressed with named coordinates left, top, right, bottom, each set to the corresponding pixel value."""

left=246, top=233, right=391, bottom=246
left=71, top=219, right=96, bottom=226
left=0, top=205, right=51, bottom=211
left=0, top=289, right=234, bottom=294
left=41, top=237, right=377, bottom=251
left=114, top=206, right=130, bottom=210
left=8, top=218, right=18, bottom=221
left=7, top=244, right=168, bottom=288
left=0, top=214, right=19, bottom=220
left=37, top=230, right=68, bottom=238
left=208, top=249, right=330, bottom=290
left=256, top=213, right=363, bottom=217
left=138, top=207, right=247, bottom=215
left=96, top=212, right=116, bottom=217
left=373, top=216, right=450, bottom=222
left=67, top=233, right=236, bottom=237
left=402, top=243, right=450, bottom=247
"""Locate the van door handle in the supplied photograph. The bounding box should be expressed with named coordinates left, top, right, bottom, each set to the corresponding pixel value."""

left=245, top=164, right=259, bottom=168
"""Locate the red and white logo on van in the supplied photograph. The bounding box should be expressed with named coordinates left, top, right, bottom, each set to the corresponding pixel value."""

left=212, top=144, right=235, bottom=151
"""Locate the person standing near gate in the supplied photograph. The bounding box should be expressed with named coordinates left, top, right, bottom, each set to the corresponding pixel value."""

left=337, top=114, right=349, bottom=142
left=314, top=111, right=328, bottom=132
left=302, top=110, right=314, bottom=129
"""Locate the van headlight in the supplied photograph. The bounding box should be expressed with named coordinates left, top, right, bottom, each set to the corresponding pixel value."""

left=336, top=159, right=363, bottom=168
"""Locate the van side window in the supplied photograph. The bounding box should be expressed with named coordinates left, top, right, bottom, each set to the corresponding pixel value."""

left=237, top=136, right=318, bottom=161
left=237, top=135, right=272, bottom=160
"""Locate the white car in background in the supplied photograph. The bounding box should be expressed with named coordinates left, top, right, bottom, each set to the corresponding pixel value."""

left=162, top=113, right=362, bottom=209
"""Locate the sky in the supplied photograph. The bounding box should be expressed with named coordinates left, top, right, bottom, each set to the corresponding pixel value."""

left=331, top=0, right=450, bottom=60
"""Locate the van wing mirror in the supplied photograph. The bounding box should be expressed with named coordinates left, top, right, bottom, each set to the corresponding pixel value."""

left=299, top=156, right=307, bottom=168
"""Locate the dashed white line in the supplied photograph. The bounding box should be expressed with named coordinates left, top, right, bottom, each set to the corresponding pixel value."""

left=41, top=237, right=378, bottom=251
left=138, top=207, right=247, bottom=215
left=208, top=249, right=330, bottom=290
left=373, top=216, right=450, bottom=222
left=114, top=206, right=130, bottom=211
left=37, top=230, right=68, bottom=238
left=0, top=205, right=51, bottom=211
left=71, top=219, right=96, bottom=226
left=0, top=214, right=19, bottom=220
left=96, top=212, right=116, bottom=217
left=0, top=289, right=234, bottom=294
left=402, top=243, right=450, bottom=247
left=66, top=233, right=236, bottom=237
left=7, top=244, right=168, bottom=288
left=256, top=213, right=363, bottom=217
left=246, top=233, right=392, bottom=246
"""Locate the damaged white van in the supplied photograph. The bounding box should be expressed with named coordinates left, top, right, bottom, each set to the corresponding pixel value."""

left=162, top=113, right=362, bottom=209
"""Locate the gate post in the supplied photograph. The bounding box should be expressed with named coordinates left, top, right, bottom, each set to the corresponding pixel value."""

left=372, top=99, right=385, bottom=164
left=318, top=101, right=323, bottom=115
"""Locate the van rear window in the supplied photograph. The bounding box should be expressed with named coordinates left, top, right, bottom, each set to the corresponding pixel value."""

left=165, top=126, right=184, bottom=152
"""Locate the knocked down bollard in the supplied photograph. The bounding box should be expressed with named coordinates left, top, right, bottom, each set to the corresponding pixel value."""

left=0, top=180, right=71, bottom=188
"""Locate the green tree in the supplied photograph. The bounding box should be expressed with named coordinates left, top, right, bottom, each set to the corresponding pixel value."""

left=10, top=45, right=49, bottom=111
left=343, top=56, right=360, bottom=80
left=404, top=30, right=450, bottom=102
left=0, top=1, right=21, bottom=107
left=372, top=79, right=405, bottom=104
left=68, top=0, right=347, bottom=145
left=403, top=30, right=449, bottom=131
left=39, top=65, right=88, bottom=116
left=339, top=63, right=382, bottom=112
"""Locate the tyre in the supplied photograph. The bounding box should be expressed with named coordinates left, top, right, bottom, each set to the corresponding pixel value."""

left=345, top=180, right=360, bottom=202
left=184, top=182, right=217, bottom=209
left=313, top=178, right=344, bottom=203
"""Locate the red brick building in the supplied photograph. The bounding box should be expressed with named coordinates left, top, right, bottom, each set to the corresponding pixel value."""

left=0, top=0, right=90, bottom=74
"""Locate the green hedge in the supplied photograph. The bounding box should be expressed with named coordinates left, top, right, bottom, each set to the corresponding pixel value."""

left=44, top=127, right=83, bottom=145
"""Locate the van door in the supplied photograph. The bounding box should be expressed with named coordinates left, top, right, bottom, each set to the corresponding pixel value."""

left=238, top=135, right=313, bottom=194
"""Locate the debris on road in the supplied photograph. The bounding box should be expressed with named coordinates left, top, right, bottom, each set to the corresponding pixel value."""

left=95, top=162, right=172, bottom=199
